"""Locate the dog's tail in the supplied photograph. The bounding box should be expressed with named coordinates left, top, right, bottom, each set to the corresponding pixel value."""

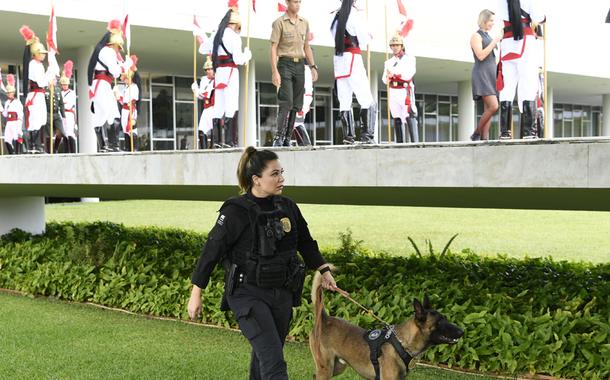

left=311, top=264, right=333, bottom=365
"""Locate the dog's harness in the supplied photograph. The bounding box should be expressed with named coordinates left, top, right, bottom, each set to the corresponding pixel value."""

left=364, top=325, right=414, bottom=379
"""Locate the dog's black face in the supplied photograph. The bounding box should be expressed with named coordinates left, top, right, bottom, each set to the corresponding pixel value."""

left=413, top=295, right=464, bottom=346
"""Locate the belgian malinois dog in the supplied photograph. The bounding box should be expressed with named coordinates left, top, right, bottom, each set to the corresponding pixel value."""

left=309, top=269, right=464, bottom=379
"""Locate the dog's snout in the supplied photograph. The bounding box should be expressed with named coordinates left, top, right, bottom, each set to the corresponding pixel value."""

left=455, top=327, right=464, bottom=338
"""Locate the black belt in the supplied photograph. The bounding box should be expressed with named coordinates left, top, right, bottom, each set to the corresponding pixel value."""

left=279, top=56, right=305, bottom=63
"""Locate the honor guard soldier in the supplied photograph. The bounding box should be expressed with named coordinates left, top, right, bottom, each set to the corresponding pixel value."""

left=331, top=0, right=376, bottom=144
left=192, top=56, right=216, bottom=149
left=43, top=76, right=66, bottom=153
left=88, top=19, right=125, bottom=152
left=382, top=32, right=419, bottom=143
left=2, top=75, right=24, bottom=154
left=211, top=7, right=252, bottom=148
left=496, top=0, right=545, bottom=139
left=188, top=147, right=338, bottom=380
left=20, top=25, right=59, bottom=153
left=270, top=0, right=318, bottom=147
left=60, top=60, right=77, bottom=153
left=118, top=55, right=140, bottom=151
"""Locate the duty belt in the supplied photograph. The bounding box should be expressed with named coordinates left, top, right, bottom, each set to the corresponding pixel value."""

left=279, top=56, right=304, bottom=63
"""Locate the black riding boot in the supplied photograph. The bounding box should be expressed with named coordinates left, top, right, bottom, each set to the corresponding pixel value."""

left=406, top=117, right=419, bottom=143
left=95, top=126, right=107, bottom=152
left=499, top=101, right=513, bottom=140
left=393, top=118, right=404, bottom=143
left=68, top=136, right=77, bottom=153
left=294, top=124, right=312, bottom=146
left=521, top=100, right=537, bottom=139
left=223, top=117, right=234, bottom=148
left=212, top=118, right=222, bottom=148
left=110, top=118, right=122, bottom=151
left=282, top=110, right=297, bottom=146
left=340, top=110, right=355, bottom=144
left=4, top=142, right=14, bottom=155
left=273, top=109, right=290, bottom=147
left=359, top=103, right=376, bottom=144
left=198, top=131, right=207, bottom=149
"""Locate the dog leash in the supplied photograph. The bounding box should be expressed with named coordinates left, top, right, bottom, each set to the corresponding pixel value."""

left=335, top=287, right=392, bottom=327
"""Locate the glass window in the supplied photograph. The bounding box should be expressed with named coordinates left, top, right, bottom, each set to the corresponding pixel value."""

left=439, top=95, right=450, bottom=103
left=259, top=106, right=278, bottom=147
left=137, top=100, right=151, bottom=151
left=175, top=103, right=195, bottom=150
left=152, top=85, right=174, bottom=139
left=153, top=140, right=174, bottom=151
left=424, top=95, right=437, bottom=114
left=151, top=75, right=172, bottom=84
left=315, top=94, right=332, bottom=145
left=175, top=77, right=195, bottom=101
left=378, top=93, right=390, bottom=143
left=424, top=115, right=437, bottom=142
left=592, top=111, right=601, bottom=136
left=259, top=83, right=278, bottom=106
left=139, top=74, right=150, bottom=99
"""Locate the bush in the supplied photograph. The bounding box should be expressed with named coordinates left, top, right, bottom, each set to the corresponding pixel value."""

left=1, top=222, right=608, bottom=379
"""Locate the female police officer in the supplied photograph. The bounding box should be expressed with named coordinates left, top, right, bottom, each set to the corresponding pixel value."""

left=188, top=146, right=338, bottom=379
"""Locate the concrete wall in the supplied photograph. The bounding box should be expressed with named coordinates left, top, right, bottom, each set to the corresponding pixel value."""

left=2, top=140, right=610, bottom=211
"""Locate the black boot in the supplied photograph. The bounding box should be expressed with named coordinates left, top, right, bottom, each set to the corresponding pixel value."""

left=95, top=126, right=107, bottom=152
left=340, top=110, right=355, bottom=144
left=198, top=131, right=207, bottom=149
left=536, top=109, right=545, bottom=138
left=521, top=100, right=537, bottom=139
left=123, top=133, right=132, bottom=151
left=15, top=139, right=24, bottom=154
left=273, top=109, right=290, bottom=147
left=68, top=137, right=77, bottom=153
left=499, top=101, right=513, bottom=140
left=4, top=142, right=14, bottom=155
left=359, top=103, right=376, bottom=144
left=294, top=124, right=312, bottom=146
left=110, top=118, right=122, bottom=151
left=393, top=118, right=404, bottom=143
left=406, top=117, right=419, bottom=143
left=222, top=117, right=233, bottom=148
left=31, top=130, right=43, bottom=153
left=283, top=110, right=297, bottom=146
left=212, top=118, right=222, bottom=148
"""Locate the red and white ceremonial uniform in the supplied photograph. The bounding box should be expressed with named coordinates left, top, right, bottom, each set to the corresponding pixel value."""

left=2, top=98, right=24, bottom=145
left=26, top=58, right=57, bottom=131
left=331, top=7, right=374, bottom=112
left=119, top=83, right=139, bottom=134
left=61, top=88, right=77, bottom=139
left=195, top=75, right=215, bottom=135
left=90, top=46, right=123, bottom=126
left=496, top=0, right=545, bottom=111
left=211, top=27, right=251, bottom=119
left=382, top=53, right=417, bottom=122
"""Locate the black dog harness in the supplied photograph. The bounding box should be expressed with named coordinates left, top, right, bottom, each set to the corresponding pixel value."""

left=364, top=325, right=414, bottom=380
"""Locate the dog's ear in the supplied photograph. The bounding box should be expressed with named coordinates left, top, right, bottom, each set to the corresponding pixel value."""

left=423, top=294, right=431, bottom=309
left=413, top=298, right=426, bottom=321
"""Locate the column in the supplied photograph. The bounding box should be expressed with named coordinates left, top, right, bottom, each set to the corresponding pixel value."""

left=457, top=80, right=475, bottom=141
left=603, top=94, right=610, bottom=136
left=545, top=87, right=554, bottom=138
left=238, top=59, right=257, bottom=147
left=370, top=69, right=379, bottom=142
left=76, top=46, right=96, bottom=154
left=0, top=197, right=45, bottom=236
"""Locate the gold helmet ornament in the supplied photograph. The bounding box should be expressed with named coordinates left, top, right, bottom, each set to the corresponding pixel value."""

left=5, top=74, right=16, bottom=94
left=59, top=60, right=74, bottom=86
left=19, top=25, right=48, bottom=55
left=389, top=32, right=404, bottom=47
left=203, top=56, right=213, bottom=70
left=228, top=9, right=242, bottom=26
left=107, top=19, right=124, bottom=49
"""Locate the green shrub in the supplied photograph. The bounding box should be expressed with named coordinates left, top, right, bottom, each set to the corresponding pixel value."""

left=0, top=222, right=608, bottom=379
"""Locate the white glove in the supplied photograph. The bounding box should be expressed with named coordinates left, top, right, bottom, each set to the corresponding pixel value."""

left=191, top=82, right=199, bottom=93
left=243, top=47, right=252, bottom=62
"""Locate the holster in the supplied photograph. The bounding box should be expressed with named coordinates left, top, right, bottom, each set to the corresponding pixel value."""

left=286, top=256, right=306, bottom=306
left=221, top=261, right=239, bottom=311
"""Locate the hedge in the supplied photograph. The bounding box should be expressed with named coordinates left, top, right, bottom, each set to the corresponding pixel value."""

left=0, top=222, right=608, bottom=379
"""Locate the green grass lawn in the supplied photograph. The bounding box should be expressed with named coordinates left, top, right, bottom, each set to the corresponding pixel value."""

left=0, top=292, right=492, bottom=380
left=47, top=200, right=610, bottom=263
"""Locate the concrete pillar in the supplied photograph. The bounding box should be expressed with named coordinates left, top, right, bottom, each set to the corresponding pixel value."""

left=370, top=69, right=379, bottom=142
left=0, top=197, right=45, bottom=236
left=457, top=80, right=475, bottom=141
left=546, top=87, right=554, bottom=138
left=76, top=46, right=96, bottom=154
left=238, top=59, right=257, bottom=147
left=603, top=94, right=610, bottom=136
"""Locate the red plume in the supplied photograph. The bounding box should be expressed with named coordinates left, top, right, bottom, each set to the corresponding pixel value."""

left=228, top=0, right=239, bottom=9
left=19, top=25, right=36, bottom=42
left=7, top=74, right=16, bottom=87
left=63, top=60, right=74, bottom=79
left=278, top=2, right=287, bottom=12
left=396, top=0, right=407, bottom=17
left=400, top=19, right=414, bottom=37
left=107, top=19, right=122, bottom=31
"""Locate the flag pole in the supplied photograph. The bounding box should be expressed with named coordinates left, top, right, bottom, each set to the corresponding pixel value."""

left=193, top=33, right=198, bottom=150
left=543, top=22, right=548, bottom=138
left=385, top=0, right=391, bottom=143
left=0, top=118, right=4, bottom=155
left=242, top=0, right=252, bottom=148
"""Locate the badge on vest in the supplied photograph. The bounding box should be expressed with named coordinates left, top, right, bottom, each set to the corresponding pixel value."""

left=280, top=217, right=291, bottom=233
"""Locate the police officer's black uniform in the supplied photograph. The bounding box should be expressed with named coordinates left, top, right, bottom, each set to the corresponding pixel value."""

left=192, top=192, right=326, bottom=380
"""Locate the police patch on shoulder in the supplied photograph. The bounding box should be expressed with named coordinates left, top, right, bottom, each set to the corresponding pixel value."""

left=368, top=329, right=382, bottom=341
left=280, top=217, right=291, bottom=233
left=217, top=214, right=226, bottom=226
